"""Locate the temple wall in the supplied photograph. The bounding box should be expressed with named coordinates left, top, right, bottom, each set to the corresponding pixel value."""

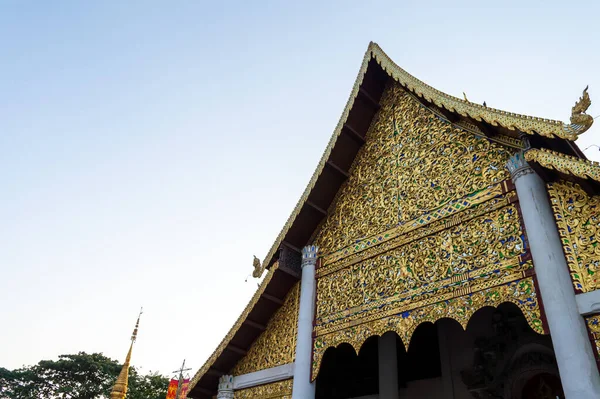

left=547, top=180, right=600, bottom=363
left=311, top=81, right=545, bottom=378
left=315, top=82, right=514, bottom=255
left=233, top=379, right=292, bottom=398
left=547, top=180, right=600, bottom=294
left=587, top=314, right=600, bottom=361
left=231, top=283, right=300, bottom=375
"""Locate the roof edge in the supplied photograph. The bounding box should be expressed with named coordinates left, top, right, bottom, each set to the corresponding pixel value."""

left=188, top=264, right=278, bottom=392
left=525, top=147, right=600, bottom=182
left=369, top=42, right=592, bottom=140
left=258, top=42, right=590, bottom=277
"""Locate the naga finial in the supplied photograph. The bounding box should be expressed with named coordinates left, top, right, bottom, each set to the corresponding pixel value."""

left=570, top=86, right=594, bottom=134
left=252, top=255, right=265, bottom=278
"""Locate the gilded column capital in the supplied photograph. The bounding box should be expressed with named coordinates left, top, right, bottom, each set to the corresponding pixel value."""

left=217, top=375, right=234, bottom=399
left=301, top=246, right=318, bottom=268
left=506, top=152, right=534, bottom=182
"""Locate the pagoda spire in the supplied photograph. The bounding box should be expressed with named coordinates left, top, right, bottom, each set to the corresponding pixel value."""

left=110, top=308, right=143, bottom=399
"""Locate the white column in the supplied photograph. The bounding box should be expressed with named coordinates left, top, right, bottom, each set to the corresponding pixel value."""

left=507, top=152, right=600, bottom=398
left=378, top=332, right=399, bottom=399
left=216, top=375, right=234, bottom=399
left=292, top=245, right=318, bottom=399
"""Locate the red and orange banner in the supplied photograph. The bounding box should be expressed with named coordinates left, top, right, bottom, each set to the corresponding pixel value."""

left=179, top=379, right=190, bottom=399
left=165, top=379, right=178, bottom=399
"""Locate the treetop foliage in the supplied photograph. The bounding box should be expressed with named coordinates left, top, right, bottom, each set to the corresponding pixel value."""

left=0, top=352, right=169, bottom=399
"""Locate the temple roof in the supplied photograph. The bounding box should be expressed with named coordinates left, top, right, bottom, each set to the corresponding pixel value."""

left=187, top=42, right=592, bottom=399
left=525, top=148, right=600, bottom=192
left=369, top=43, right=592, bottom=140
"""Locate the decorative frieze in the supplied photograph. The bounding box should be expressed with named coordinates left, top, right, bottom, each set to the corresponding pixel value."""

left=312, top=278, right=542, bottom=379
left=548, top=180, right=600, bottom=293
left=314, top=82, right=513, bottom=256
left=234, top=379, right=293, bottom=399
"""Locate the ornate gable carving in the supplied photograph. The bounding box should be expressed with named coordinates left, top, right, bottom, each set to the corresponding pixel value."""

left=310, top=82, right=543, bottom=380
left=315, top=203, right=529, bottom=333
left=231, top=283, right=300, bottom=375
left=315, top=82, right=513, bottom=256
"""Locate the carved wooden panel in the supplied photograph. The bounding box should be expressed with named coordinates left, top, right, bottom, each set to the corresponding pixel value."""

left=231, top=283, right=299, bottom=375
left=548, top=180, right=600, bottom=293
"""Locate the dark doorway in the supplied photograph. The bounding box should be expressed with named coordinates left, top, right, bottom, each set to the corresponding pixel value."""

left=401, top=322, right=442, bottom=385
left=521, top=373, right=565, bottom=399
left=315, top=303, right=564, bottom=398
left=315, top=336, right=378, bottom=399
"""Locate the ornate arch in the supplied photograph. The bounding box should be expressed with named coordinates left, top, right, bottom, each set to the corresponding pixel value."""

left=312, top=277, right=544, bottom=380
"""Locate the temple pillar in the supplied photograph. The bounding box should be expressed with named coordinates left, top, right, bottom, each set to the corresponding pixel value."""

left=292, top=245, right=318, bottom=399
left=216, top=375, right=234, bottom=399
left=378, top=332, right=399, bottom=399
left=436, top=320, right=454, bottom=399
left=507, top=152, right=600, bottom=398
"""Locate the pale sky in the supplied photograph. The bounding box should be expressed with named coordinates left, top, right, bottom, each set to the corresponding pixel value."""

left=1, top=1, right=599, bottom=378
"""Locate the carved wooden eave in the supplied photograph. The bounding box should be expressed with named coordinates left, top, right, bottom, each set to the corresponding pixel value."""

left=370, top=42, right=592, bottom=141
left=188, top=263, right=277, bottom=398
left=187, top=41, right=589, bottom=398
left=525, top=148, right=600, bottom=194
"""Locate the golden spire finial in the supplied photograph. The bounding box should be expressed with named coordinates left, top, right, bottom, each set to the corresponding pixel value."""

left=110, top=309, right=143, bottom=399
left=131, top=307, right=142, bottom=342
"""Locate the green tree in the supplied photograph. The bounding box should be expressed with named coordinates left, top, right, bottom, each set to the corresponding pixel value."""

left=128, top=369, right=170, bottom=399
left=1, top=365, right=49, bottom=398
left=0, top=352, right=169, bottom=399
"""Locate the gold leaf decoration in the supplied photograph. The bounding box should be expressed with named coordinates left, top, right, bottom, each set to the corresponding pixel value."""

left=370, top=42, right=583, bottom=140
left=525, top=148, right=600, bottom=183
left=231, top=283, right=300, bottom=375
left=312, top=278, right=543, bottom=379
left=309, top=81, right=543, bottom=381
left=234, top=379, right=293, bottom=399
left=315, top=203, right=527, bottom=335
left=586, top=314, right=600, bottom=360
left=314, top=81, right=513, bottom=255
left=548, top=180, right=600, bottom=292
left=319, top=188, right=516, bottom=277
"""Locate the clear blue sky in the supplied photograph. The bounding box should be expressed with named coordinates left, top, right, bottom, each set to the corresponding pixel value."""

left=1, top=1, right=599, bottom=377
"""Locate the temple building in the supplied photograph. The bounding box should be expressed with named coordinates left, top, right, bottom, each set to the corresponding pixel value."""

left=187, top=42, right=600, bottom=399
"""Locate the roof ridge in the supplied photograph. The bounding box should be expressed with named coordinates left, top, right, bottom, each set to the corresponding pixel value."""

left=369, top=42, right=591, bottom=140
left=525, top=147, right=600, bottom=182
left=371, top=43, right=562, bottom=124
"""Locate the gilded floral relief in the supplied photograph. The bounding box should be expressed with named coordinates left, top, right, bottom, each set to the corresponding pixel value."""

left=234, top=379, right=293, bottom=399
left=309, top=82, right=541, bottom=380
left=548, top=180, right=600, bottom=293
left=316, top=203, right=526, bottom=333
left=315, top=81, right=513, bottom=256
left=231, top=284, right=299, bottom=375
